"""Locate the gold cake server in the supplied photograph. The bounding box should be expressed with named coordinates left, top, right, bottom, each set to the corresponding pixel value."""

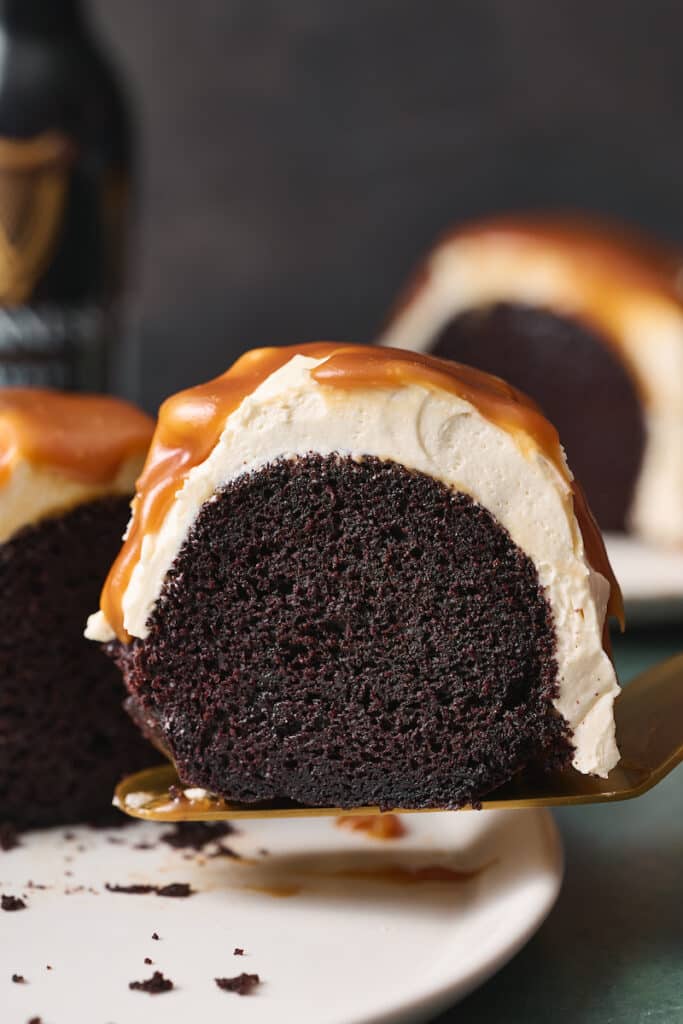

left=115, top=652, right=683, bottom=822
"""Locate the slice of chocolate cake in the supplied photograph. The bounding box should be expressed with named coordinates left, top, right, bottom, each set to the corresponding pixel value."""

left=379, top=215, right=683, bottom=544
left=0, top=390, right=155, bottom=827
left=87, top=344, right=623, bottom=810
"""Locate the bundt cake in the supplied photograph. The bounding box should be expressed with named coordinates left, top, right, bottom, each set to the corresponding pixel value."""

left=87, top=344, right=623, bottom=810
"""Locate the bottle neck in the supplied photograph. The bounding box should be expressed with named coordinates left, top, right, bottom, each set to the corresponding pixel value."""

left=0, top=0, right=84, bottom=34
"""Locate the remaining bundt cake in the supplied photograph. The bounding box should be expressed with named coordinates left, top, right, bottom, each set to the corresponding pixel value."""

left=87, top=343, right=623, bottom=810
left=0, top=389, right=155, bottom=827
left=379, top=215, right=683, bottom=544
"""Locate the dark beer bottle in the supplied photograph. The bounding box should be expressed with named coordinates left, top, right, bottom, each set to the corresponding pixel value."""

left=0, top=0, right=132, bottom=390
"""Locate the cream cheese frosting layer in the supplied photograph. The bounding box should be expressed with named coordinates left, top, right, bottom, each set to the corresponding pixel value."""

left=379, top=220, right=683, bottom=548
left=0, top=454, right=145, bottom=545
left=0, top=390, right=154, bottom=543
left=87, top=353, right=621, bottom=777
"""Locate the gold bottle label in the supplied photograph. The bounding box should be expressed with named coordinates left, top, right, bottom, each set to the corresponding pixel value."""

left=0, top=132, right=71, bottom=304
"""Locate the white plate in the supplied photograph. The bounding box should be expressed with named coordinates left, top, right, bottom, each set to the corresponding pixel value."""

left=1, top=808, right=561, bottom=1024
left=604, top=533, right=683, bottom=623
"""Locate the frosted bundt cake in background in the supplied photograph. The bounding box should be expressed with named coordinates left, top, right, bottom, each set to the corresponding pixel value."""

left=88, top=343, right=622, bottom=810
left=379, top=215, right=683, bottom=546
left=0, top=390, right=155, bottom=827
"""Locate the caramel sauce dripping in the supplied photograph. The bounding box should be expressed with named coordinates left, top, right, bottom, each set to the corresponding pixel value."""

left=336, top=813, right=407, bottom=840
left=99, top=343, right=621, bottom=641
left=0, top=389, right=153, bottom=488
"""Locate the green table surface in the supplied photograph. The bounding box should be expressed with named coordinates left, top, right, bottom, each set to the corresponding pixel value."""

left=435, top=626, right=683, bottom=1024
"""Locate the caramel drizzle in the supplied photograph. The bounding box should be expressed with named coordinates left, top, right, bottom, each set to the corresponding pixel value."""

left=445, top=214, right=683, bottom=307
left=100, top=343, right=622, bottom=641
left=0, top=389, right=154, bottom=488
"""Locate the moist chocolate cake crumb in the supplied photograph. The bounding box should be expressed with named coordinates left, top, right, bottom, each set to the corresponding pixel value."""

left=152, top=932, right=160, bottom=940
left=144, top=957, right=153, bottom=965
left=28, top=1017, right=42, bottom=1024
left=233, top=948, right=244, bottom=956
left=115, top=454, right=568, bottom=810
left=11, top=973, right=26, bottom=983
left=0, top=822, right=20, bottom=851
left=157, top=883, right=194, bottom=898
left=160, top=821, right=236, bottom=851
left=106, top=883, right=157, bottom=895
left=129, top=970, right=173, bottom=994
left=2, top=894, right=26, bottom=911
left=215, top=972, right=261, bottom=995
left=0, top=497, right=156, bottom=828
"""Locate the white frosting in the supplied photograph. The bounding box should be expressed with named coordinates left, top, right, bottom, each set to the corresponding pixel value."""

left=379, top=234, right=683, bottom=547
left=0, top=453, right=144, bottom=546
left=87, top=354, right=620, bottom=777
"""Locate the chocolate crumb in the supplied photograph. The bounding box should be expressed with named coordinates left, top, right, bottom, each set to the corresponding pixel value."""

left=215, top=972, right=260, bottom=995
left=157, top=883, right=193, bottom=898
left=106, top=883, right=157, bottom=895
left=144, top=957, right=153, bottom=965
left=134, top=842, right=155, bottom=850
left=63, top=831, right=75, bottom=841
left=152, top=932, right=160, bottom=940
left=46, top=965, right=52, bottom=971
left=160, top=821, right=236, bottom=852
left=2, top=894, right=26, bottom=911
left=233, top=948, right=244, bottom=956
left=0, top=822, right=20, bottom=851
left=11, top=973, right=25, bottom=983
left=105, top=881, right=193, bottom=898
left=129, top=970, right=173, bottom=994
left=28, top=1018, right=42, bottom=1024
left=210, top=842, right=241, bottom=860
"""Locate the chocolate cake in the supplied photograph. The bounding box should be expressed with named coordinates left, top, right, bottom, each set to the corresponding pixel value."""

left=380, top=215, right=683, bottom=543
left=0, top=390, right=154, bottom=827
left=87, top=344, right=623, bottom=810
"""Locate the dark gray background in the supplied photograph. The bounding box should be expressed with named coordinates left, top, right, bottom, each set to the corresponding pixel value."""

left=90, top=0, right=683, bottom=410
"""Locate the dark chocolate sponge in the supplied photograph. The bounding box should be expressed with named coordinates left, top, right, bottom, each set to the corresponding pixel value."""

left=0, top=496, right=155, bottom=828
left=114, top=454, right=571, bottom=809
left=430, top=303, right=645, bottom=531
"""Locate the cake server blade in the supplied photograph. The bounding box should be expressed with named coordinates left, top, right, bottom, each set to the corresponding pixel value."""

left=114, top=652, right=683, bottom=821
